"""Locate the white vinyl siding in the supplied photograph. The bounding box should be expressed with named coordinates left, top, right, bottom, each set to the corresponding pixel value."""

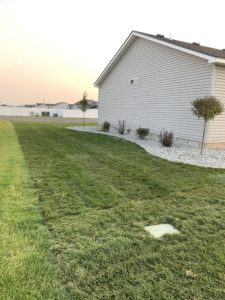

left=207, top=65, right=225, bottom=143
left=98, top=37, right=212, bottom=142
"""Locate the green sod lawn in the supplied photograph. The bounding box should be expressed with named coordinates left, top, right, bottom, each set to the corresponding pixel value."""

left=1, top=121, right=225, bottom=299
left=0, top=122, right=67, bottom=299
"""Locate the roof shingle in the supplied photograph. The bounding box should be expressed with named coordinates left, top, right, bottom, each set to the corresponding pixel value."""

left=134, top=31, right=225, bottom=59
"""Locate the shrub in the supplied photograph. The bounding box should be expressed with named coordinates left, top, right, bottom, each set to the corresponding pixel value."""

left=102, top=121, right=111, bottom=132
left=117, top=120, right=125, bottom=134
left=136, top=127, right=150, bottom=139
left=160, top=130, right=174, bottom=147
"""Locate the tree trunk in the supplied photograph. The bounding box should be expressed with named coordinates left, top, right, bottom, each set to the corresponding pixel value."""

left=200, top=120, right=207, bottom=155
left=83, top=111, right=85, bottom=127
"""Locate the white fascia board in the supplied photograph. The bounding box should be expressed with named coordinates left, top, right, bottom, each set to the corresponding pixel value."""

left=94, top=33, right=136, bottom=87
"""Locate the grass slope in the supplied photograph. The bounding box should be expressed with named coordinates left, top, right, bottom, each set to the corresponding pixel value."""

left=14, top=122, right=225, bottom=299
left=0, top=122, right=67, bottom=300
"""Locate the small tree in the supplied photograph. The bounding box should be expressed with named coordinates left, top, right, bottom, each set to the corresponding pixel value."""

left=191, top=96, right=224, bottom=154
left=79, top=92, right=89, bottom=127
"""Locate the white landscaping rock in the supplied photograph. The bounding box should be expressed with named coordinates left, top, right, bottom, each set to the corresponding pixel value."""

left=144, top=224, right=180, bottom=238
left=67, top=126, right=225, bottom=169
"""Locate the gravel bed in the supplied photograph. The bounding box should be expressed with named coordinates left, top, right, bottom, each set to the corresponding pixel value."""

left=68, top=126, right=225, bottom=169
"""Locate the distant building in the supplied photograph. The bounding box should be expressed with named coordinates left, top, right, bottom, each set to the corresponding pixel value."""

left=10, top=100, right=98, bottom=110
left=51, top=102, right=70, bottom=109
left=24, top=104, right=35, bottom=108
left=35, top=103, right=53, bottom=109
left=71, top=99, right=98, bottom=109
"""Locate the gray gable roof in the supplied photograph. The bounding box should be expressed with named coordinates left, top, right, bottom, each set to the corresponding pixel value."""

left=134, top=31, right=225, bottom=59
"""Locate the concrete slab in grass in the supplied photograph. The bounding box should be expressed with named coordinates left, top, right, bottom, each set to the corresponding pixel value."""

left=144, top=223, right=180, bottom=238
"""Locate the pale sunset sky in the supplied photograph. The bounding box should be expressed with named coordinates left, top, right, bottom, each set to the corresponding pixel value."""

left=0, top=0, right=224, bottom=105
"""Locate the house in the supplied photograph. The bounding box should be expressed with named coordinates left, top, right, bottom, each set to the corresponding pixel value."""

left=51, top=102, right=70, bottom=109
left=94, top=31, right=225, bottom=148
left=24, top=104, right=36, bottom=108
left=71, top=100, right=98, bottom=109
left=35, top=103, right=53, bottom=109
left=87, top=100, right=98, bottom=109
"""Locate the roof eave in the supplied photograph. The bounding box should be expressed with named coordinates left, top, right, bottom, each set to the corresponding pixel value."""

left=208, top=57, right=225, bottom=65
left=94, top=32, right=137, bottom=87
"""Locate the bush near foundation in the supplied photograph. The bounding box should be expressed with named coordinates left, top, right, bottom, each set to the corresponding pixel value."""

left=136, top=127, right=150, bottom=139
left=160, top=130, right=174, bottom=147
left=102, top=121, right=111, bottom=132
left=117, top=121, right=126, bottom=134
